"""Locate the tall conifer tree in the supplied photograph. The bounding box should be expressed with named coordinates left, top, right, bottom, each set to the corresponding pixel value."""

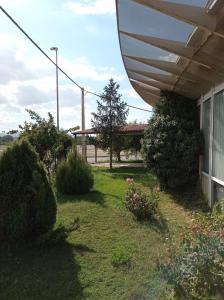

left=91, top=79, right=128, bottom=169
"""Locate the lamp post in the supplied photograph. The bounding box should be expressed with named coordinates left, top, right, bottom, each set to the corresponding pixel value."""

left=50, top=47, right=59, bottom=130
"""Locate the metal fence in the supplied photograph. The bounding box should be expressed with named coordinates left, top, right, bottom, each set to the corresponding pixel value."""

left=0, top=144, right=142, bottom=164
left=76, top=145, right=142, bottom=164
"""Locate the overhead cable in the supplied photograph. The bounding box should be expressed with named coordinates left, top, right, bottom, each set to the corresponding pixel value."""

left=0, top=6, right=153, bottom=113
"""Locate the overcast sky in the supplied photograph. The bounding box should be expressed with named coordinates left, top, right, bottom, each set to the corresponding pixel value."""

left=0, top=0, right=155, bottom=132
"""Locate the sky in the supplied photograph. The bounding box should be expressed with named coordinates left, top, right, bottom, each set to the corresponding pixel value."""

left=0, top=0, right=208, bottom=133
left=0, top=0, right=154, bottom=133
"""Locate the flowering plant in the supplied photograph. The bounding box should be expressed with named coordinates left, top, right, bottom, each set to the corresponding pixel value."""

left=125, top=178, right=158, bottom=220
left=161, top=211, right=224, bottom=299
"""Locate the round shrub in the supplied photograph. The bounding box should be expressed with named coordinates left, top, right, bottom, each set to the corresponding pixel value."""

left=125, top=178, right=159, bottom=220
left=0, top=140, right=57, bottom=242
left=56, top=147, right=94, bottom=195
left=142, top=91, right=201, bottom=190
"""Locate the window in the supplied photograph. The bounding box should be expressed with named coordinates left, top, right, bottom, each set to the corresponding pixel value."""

left=213, top=91, right=224, bottom=182
left=202, top=99, right=211, bottom=174
left=200, top=88, right=224, bottom=207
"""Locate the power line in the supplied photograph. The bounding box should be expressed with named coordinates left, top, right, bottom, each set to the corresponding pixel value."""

left=0, top=6, right=153, bottom=113
left=86, top=91, right=152, bottom=112
left=126, top=104, right=152, bottom=113
left=0, top=5, right=81, bottom=89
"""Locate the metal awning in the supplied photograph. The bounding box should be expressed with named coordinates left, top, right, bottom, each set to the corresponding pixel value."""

left=116, top=0, right=224, bottom=106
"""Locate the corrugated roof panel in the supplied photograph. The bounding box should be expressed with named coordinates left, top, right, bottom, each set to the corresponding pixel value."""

left=117, top=0, right=224, bottom=105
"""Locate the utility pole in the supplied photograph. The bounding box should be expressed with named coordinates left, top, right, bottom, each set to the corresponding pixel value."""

left=50, top=47, right=59, bottom=129
left=81, top=87, right=87, bottom=160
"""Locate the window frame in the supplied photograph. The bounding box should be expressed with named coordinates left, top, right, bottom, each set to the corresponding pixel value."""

left=199, top=82, right=224, bottom=207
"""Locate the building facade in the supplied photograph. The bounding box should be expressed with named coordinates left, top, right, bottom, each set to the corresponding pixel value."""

left=200, top=83, right=224, bottom=207
left=116, top=0, right=224, bottom=206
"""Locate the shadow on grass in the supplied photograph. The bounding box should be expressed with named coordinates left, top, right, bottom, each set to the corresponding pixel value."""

left=138, top=211, right=170, bottom=236
left=151, top=212, right=170, bottom=236
left=105, top=167, right=157, bottom=188
left=57, top=190, right=106, bottom=207
left=104, top=193, right=121, bottom=201
left=73, top=243, right=96, bottom=256
left=0, top=240, right=83, bottom=300
left=167, top=185, right=210, bottom=213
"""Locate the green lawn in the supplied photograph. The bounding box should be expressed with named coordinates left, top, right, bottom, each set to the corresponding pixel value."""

left=0, top=167, right=192, bottom=300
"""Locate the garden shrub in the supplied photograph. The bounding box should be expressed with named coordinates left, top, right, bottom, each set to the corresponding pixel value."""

left=18, top=110, right=73, bottom=176
left=160, top=212, right=224, bottom=299
left=142, top=91, right=201, bottom=190
left=56, top=146, right=94, bottom=195
left=125, top=178, right=159, bottom=220
left=145, top=276, right=175, bottom=300
left=0, top=140, right=56, bottom=242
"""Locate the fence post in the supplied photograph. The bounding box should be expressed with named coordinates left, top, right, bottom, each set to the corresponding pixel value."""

left=95, top=145, right=97, bottom=163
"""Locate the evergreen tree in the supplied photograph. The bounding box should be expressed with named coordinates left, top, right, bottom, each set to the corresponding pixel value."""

left=142, top=91, right=201, bottom=189
left=0, top=140, right=56, bottom=241
left=91, top=79, right=129, bottom=168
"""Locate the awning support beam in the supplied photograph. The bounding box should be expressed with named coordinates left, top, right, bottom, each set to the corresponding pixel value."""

left=128, top=68, right=177, bottom=85
left=131, top=81, right=161, bottom=96
left=125, top=54, right=221, bottom=84
left=121, top=31, right=224, bottom=75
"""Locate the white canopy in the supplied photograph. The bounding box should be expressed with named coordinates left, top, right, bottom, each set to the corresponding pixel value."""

left=116, top=0, right=224, bottom=105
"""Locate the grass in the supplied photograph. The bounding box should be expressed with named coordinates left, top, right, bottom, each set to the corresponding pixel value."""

left=0, top=167, right=193, bottom=300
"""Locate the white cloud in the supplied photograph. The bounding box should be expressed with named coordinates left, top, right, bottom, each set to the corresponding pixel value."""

left=66, top=0, right=115, bottom=15
left=16, top=86, right=52, bottom=106
left=0, top=49, right=35, bottom=84
left=59, top=56, right=125, bottom=82
left=8, top=39, right=28, bottom=62
left=0, top=94, right=8, bottom=104
left=122, top=88, right=139, bottom=99
left=1, top=0, right=27, bottom=8
left=0, top=33, right=125, bottom=131
left=159, top=53, right=178, bottom=62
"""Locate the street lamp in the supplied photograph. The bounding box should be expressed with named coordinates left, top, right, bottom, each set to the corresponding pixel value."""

left=50, top=47, right=59, bottom=129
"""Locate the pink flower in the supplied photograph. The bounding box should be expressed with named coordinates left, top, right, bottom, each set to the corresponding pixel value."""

left=133, top=193, right=140, bottom=199
left=126, top=178, right=134, bottom=184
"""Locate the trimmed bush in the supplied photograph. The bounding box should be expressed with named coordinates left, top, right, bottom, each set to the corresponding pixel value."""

left=125, top=178, right=159, bottom=220
left=56, top=147, right=94, bottom=195
left=0, top=140, right=56, bottom=242
left=142, top=91, right=201, bottom=189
